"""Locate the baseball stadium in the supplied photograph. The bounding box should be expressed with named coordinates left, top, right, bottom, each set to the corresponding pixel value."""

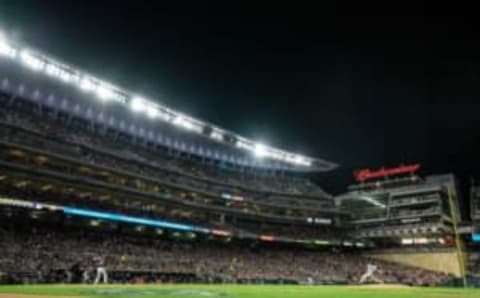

left=1, top=5, right=480, bottom=298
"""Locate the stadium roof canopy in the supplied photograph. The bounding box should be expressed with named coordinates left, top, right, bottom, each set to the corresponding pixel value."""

left=0, top=30, right=337, bottom=172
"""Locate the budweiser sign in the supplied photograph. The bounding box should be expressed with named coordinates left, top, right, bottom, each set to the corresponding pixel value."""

left=354, top=163, right=421, bottom=182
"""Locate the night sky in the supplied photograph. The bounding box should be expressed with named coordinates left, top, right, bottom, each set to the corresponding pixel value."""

left=1, top=2, right=480, bottom=194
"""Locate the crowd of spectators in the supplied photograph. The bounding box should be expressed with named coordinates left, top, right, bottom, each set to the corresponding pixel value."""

left=0, top=91, right=458, bottom=287
left=0, top=185, right=215, bottom=228
left=0, top=224, right=452, bottom=286
left=0, top=100, right=329, bottom=199
left=0, top=183, right=336, bottom=242
left=0, top=101, right=334, bottom=220
left=390, top=206, right=441, bottom=218
left=229, top=221, right=340, bottom=240
left=468, top=252, right=480, bottom=277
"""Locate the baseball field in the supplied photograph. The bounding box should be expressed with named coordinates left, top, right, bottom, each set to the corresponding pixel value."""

left=0, top=284, right=478, bottom=298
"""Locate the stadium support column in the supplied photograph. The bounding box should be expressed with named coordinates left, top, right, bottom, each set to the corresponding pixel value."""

left=447, top=186, right=467, bottom=287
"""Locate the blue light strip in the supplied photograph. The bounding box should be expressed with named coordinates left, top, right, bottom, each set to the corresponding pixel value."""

left=473, top=234, right=480, bottom=242
left=63, top=207, right=210, bottom=233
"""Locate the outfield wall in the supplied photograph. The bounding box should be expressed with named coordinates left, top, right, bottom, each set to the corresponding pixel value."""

left=367, top=251, right=461, bottom=277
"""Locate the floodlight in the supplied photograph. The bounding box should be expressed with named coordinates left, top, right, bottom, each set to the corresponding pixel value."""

left=270, top=152, right=283, bottom=160
left=157, top=110, right=172, bottom=122
left=254, top=143, right=267, bottom=157
left=211, top=130, right=223, bottom=141
left=130, top=97, right=145, bottom=112
left=0, top=32, right=11, bottom=56
left=236, top=140, right=254, bottom=151
left=173, top=116, right=184, bottom=126
left=188, top=121, right=203, bottom=133
left=0, top=35, right=16, bottom=58
left=59, top=71, right=72, bottom=82
left=292, top=155, right=311, bottom=167
left=20, top=50, right=44, bottom=70
left=96, top=84, right=114, bottom=100
left=0, top=43, right=16, bottom=58
left=45, top=63, right=60, bottom=76
left=146, top=106, right=158, bottom=118
left=173, top=116, right=190, bottom=129
left=294, top=155, right=304, bottom=164
left=172, top=116, right=202, bottom=132
left=183, top=120, right=194, bottom=130
left=45, top=63, right=71, bottom=83
left=80, top=77, right=96, bottom=92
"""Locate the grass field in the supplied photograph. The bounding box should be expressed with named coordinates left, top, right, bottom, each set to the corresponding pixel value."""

left=0, top=284, right=479, bottom=298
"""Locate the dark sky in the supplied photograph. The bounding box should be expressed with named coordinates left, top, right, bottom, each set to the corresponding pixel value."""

left=1, top=1, right=480, bottom=193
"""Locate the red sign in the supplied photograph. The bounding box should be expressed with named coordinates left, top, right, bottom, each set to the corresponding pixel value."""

left=354, top=163, right=421, bottom=182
